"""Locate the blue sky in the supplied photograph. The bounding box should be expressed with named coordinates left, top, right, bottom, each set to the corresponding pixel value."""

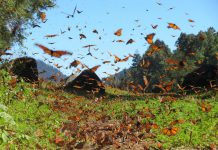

left=9, top=0, right=218, bottom=78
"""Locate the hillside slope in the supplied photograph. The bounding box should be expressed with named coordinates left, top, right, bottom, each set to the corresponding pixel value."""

left=0, top=69, right=217, bottom=149
left=36, top=59, right=67, bottom=82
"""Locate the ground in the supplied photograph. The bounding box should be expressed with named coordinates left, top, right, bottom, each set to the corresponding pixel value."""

left=0, top=70, right=217, bottom=149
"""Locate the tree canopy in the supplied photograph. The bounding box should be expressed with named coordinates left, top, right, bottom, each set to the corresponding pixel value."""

left=106, top=28, right=218, bottom=93
left=0, top=0, right=55, bottom=50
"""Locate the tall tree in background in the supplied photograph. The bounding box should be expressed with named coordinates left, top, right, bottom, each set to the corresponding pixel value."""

left=129, top=51, right=144, bottom=87
left=0, top=0, right=55, bottom=50
left=173, top=27, right=218, bottom=84
left=141, top=40, right=172, bottom=92
left=104, top=28, right=218, bottom=93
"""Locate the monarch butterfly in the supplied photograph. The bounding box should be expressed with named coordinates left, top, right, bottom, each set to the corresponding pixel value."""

left=90, top=65, right=101, bottom=72
left=167, top=23, right=180, bottom=30
left=35, top=43, right=72, bottom=58
left=151, top=24, right=158, bottom=29
left=39, top=12, right=46, bottom=22
left=163, top=127, right=179, bottom=136
left=121, top=56, right=130, bottom=62
left=145, top=33, right=155, bottom=44
left=154, top=80, right=175, bottom=93
left=45, top=34, right=58, bottom=38
left=79, top=34, right=86, bottom=39
left=126, top=39, right=134, bottom=45
left=114, top=55, right=122, bottom=63
left=201, top=102, right=212, bottom=112
left=146, top=45, right=161, bottom=56
left=116, top=39, right=124, bottom=43
left=102, top=61, right=110, bottom=64
left=151, top=45, right=161, bottom=51
left=70, top=60, right=81, bottom=68
left=93, top=29, right=98, bottom=34
left=169, top=119, right=185, bottom=126
left=114, top=55, right=129, bottom=63
left=54, top=64, right=62, bottom=68
left=82, top=44, right=96, bottom=48
left=9, top=77, right=17, bottom=88
left=188, top=19, right=195, bottom=22
left=114, top=28, right=122, bottom=36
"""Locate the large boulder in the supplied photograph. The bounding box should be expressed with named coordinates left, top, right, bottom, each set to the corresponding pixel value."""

left=64, top=69, right=105, bottom=96
left=2, top=57, right=39, bottom=83
left=182, top=64, right=218, bottom=91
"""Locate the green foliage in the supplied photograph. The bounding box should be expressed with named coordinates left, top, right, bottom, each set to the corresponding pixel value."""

left=0, top=68, right=217, bottom=149
left=0, top=69, right=65, bottom=148
left=0, top=0, right=55, bottom=50
left=107, top=28, right=218, bottom=93
left=104, top=88, right=218, bottom=149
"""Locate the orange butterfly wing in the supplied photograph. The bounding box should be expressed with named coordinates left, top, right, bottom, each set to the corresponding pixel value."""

left=168, top=23, right=180, bottom=30
left=103, top=61, right=110, bottom=64
left=90, top=65, right=101, bottom=72
left=145, top=33, right=155, bottom=44
left=35, top=43, right=52, bottom=55
left=163, top=127, right=179, bottom=136
left=114, top=28, right=122, bottom=36
left=114, top=55, right=121, bottom=63
left=188, top=19, right=194, bottom=22
left=70, top=60, right=81, bottom=67
left=40, top=12, right=46, bottom=22
left=35, top=43, right=72, bottom=58
left=52, top=51, right=72, bottom=58
left=121, top=56, right=130, bottom=62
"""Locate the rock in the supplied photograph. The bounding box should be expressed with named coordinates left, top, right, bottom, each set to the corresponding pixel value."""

left=182, top=64, right=218, bottom=92
left=64, top=69, right=105, bottom=96
left=5, top=57, right=39, bottom=83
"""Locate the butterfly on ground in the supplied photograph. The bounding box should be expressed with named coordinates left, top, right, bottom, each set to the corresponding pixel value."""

left=200, top=102, right=212, bottom=112
left=163, top=126, right=179, bottom=136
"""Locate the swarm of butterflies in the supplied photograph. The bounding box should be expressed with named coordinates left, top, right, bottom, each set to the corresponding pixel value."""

left=1, top=0, right=209, bottom=94
left=1, top=2, right=216, bottom=149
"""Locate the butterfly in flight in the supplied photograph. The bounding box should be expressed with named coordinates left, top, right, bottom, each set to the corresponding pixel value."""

left=114, top=28, right=122, bottom=36
left=35, top=43, right=72, bottom=58
left=167, top=23, right=180, bottom=30
left=145, top=33, right=155, bottom=44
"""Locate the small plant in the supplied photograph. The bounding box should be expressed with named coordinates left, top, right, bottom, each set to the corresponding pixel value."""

left=0, top=103, right=16, bottom=143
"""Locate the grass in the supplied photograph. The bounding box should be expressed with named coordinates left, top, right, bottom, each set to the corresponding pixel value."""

left=0, top=69, right=218, bottom=149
